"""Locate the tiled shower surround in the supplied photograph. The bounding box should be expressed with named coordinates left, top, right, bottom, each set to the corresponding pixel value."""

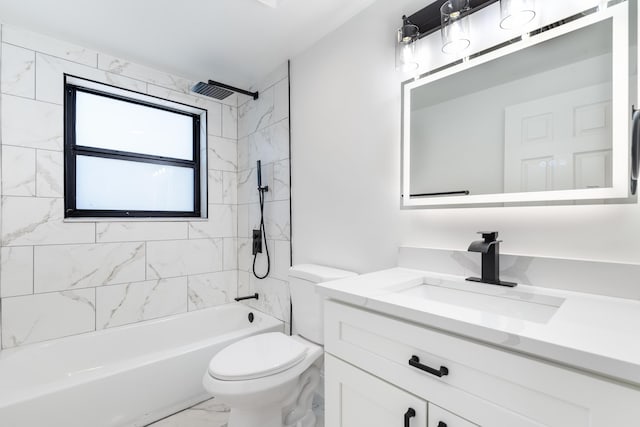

left=0, top=25, right=291, bottom=348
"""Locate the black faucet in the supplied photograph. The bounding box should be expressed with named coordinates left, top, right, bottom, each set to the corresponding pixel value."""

left=466, top=231, right=517, bottom=287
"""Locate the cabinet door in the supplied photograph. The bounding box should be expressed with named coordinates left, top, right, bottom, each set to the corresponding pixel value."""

left=429, top=403, right=478, bottom=427
left=325, top=354, right=427, bottom=427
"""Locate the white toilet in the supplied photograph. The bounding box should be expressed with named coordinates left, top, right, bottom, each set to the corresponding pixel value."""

left=202, top=264, right=356, bottom=427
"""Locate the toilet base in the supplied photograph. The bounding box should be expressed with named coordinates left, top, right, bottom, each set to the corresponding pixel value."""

left=225, top=365, right=320, bottom=427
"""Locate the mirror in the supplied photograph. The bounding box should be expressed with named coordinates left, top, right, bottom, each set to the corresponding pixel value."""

left=402, top=4, right=631, bottom=207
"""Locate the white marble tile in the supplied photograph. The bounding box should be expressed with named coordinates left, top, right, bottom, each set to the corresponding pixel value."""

left=272, top=78, right=289, bottom=124
left=237, top=238, right=251, bottom=272
left=207, top=104, right=223, bottom=137
left=1, top=145, right=36, bottom=196
left=223, top=238, right=238, bottom=271
left=187, top=271, right=237, bottom=311
left=237, top=204, right=249, bottom=238
left=96, top=277, right=187, bottom=329
left=237, top=136, right=250, bottom=172
left=33, top=242, right=145, bottom=292
left=1, top=289, right=95, bottom=348
left=96, top=222, right=188, bottom=243
left=222, top=104, right=238, bottom=139
left=35, top=53, right=147, bottom=104
left=189, top=204, right=236, bottom=239
left=148, top=398, right=230, bottom=427
left=272, top=240, right=291, bottom=281
left=250, top=200, right=290, bottom=241
left=147, top=239, right=223, bottom=279
left=237, top=168, right=258, bottom=205
left=1, top=95, right=64, bottom=150
left=1, top=43, right=35, bottom=97
left=238, top=85, right=274, bottom=139
left=273, top=159, right=290, bottom=201
left=248, top=120, right=289, bottom=166
left=222, top=171, right=238, bottom=204
left=238, top=271, right=250, bottom=298
left=0, top=246, right=33, bottom=297
left=207, top=169, right=224, bottom=205
left=248, top=276, right=290, bottom=323
left=2, top=26, right=98, bottom=67
left=98, top=54, right=192, bottom=93
left=208, top=136, right=237, bottom=172
left=36, top=149, right=63, bottom=197
left=1, top=197, right=95, bottom=246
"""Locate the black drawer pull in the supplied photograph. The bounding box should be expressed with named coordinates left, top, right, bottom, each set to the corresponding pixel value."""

left=438, top=422, right=448, bottom=427
left=404, top=408, right=416, bottom=427
left=409, top=355, right=449, bottom=377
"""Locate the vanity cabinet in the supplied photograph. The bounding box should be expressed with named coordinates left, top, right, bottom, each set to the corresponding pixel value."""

left=323, top=300, right=640, bottom=427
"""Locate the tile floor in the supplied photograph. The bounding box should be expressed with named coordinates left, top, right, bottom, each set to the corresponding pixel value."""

left=146, top=396, right=325, bottom=427
left=147, top=398, right=230, bottom=427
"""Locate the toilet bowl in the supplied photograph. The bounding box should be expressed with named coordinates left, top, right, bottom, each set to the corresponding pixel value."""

left=203, top=332, right=323, bottom=427
left=202, top=264, right=356, bottom=427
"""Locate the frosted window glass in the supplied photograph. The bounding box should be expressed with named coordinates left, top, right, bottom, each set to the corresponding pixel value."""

left=75, top=92, right=194, bottom=160
left=76, top=156, right=194, bottom=211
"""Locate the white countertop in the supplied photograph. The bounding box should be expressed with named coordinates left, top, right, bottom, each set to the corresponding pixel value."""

left=316, top=268, right=640, bottom=386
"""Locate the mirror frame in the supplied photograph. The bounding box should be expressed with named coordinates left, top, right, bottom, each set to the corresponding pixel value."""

left=401, top=3, right=629, bottom=208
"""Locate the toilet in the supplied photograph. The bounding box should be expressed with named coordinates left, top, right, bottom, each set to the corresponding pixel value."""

left=202, top=264, right=356, bottom=427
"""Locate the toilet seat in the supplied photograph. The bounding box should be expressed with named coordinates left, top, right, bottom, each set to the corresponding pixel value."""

left=208, top=332, right=308, bottom=381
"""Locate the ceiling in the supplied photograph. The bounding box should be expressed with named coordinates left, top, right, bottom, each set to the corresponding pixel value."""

left=0, top=0, right=377, bottom=89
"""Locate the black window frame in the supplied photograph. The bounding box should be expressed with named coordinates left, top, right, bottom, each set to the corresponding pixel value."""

left=64, top=75, right=205, bottom=218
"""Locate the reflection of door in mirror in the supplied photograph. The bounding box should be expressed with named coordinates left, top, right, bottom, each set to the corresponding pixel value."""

left=504, top=83, right=612, bottom=193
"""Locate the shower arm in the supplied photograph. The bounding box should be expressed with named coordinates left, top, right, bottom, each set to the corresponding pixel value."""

left=207, top=80, right=259, bottom=100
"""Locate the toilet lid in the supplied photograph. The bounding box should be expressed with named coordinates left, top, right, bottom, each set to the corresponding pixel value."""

left=208, top=332, right=308, bottom=381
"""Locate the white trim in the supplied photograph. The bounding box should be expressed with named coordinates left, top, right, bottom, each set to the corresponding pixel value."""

left=402, top=3, right=630, bottom=207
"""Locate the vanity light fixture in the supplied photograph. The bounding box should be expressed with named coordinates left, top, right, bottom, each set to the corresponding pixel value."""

left=499, top=0, right=536, bottom=30
left=441, top=0, right=472, bottom=54
left=396, top=15, right=420, bottom=71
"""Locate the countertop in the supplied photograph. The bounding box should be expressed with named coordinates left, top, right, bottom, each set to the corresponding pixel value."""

left=316, top=268, right=640, bottom=387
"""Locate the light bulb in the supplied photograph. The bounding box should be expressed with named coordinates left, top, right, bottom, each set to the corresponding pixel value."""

left=500, top=0, right=536, bottom=30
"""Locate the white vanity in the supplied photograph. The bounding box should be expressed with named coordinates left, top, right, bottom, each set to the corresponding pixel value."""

left=317, top=269, right=640, bottom=427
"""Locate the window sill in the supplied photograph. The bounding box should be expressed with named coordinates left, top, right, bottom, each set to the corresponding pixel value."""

left=63, top=217, right=209, bottom=223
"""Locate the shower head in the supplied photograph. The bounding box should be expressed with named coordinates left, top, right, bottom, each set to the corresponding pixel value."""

left=191, top=80, right=259, bottom=101
left=192, top=82, right=234, bottom=100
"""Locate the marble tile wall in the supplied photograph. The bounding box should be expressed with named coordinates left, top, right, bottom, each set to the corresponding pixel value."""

left=0, top=25, right=240, bottom=348
left=236, top=63, right=292, bottom=330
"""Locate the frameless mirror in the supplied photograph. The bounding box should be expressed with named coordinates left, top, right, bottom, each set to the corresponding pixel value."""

left=402, top=4, right=631, bottom=207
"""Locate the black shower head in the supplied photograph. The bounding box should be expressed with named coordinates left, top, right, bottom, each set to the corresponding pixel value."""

left=192, top=81, right=234, bottom=100
left=192, top=80, right=259, bottom=101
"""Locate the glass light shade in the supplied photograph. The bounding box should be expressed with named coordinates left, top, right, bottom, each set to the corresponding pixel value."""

left=396, top=25, right=420, bottom=71
left=441, top=0, right=471, bottom=54
left=500, top=0, right=536, bottom=30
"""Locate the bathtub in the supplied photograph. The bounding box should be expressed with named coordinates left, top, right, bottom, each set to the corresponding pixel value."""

left=0, top=304, right=282, bottom=427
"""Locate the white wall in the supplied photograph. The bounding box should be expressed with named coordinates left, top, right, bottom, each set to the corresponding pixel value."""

left=290, top=0, right=640, bottom=278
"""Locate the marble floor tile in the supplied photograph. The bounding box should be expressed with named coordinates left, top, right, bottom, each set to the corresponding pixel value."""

left=145, top=396, right=325, bottom=427
left=146, top=398, right=229, bottom=427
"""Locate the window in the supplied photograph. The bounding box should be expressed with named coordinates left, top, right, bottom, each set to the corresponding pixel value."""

left=64, top=75, right=207, bottom=218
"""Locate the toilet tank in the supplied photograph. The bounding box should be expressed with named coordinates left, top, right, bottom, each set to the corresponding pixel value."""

left=289, top=264, right=356, bottom=345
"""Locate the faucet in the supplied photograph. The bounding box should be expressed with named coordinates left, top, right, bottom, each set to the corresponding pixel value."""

left=466, top=231, right=517, bottom=287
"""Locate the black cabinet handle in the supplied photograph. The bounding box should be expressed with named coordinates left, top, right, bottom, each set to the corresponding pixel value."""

left=409, top=355, right=449, bottom=377
left=438, top=423, right=448, bottom=427
left=404, top=408, right=416, bottom=427
left=632, top=107, right=640, bottom=195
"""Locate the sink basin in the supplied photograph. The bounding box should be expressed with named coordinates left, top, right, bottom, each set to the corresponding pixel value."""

left=396, top=278, right=565, bottom=324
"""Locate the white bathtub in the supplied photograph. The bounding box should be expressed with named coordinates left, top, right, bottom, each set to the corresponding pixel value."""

left=0, top=304, right=282, bottom=427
